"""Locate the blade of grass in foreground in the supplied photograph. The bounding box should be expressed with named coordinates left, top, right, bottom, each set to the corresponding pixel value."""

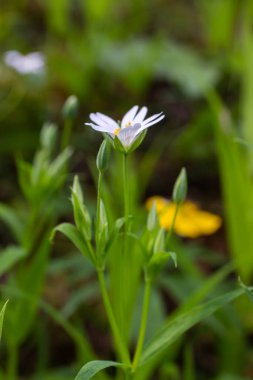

left=139, top=288, right=244, bottom=366
left=0, top=300, right=8, bottom=342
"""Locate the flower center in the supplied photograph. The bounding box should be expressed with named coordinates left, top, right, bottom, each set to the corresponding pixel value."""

left=113, top=128, right=120, bottom=136
left=125, top=121, right=132, bottom=128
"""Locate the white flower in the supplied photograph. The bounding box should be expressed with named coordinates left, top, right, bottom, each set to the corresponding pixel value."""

left=85, top=105, right=165, bottom=151
left=3, top=50, right=45, bottom=75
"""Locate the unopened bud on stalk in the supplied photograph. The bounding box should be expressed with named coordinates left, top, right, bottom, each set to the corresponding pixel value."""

left=40, top=122, right=57, bottom=152
left=172, top=167, right=187, bottom=204
left=96, top=139, right=111, bottom=172
left=62, top=95, right=79, bottom=119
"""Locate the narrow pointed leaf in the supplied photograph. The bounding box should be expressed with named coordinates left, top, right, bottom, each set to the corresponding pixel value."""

left=0, top=300, right=8, bottom=342
left=140, top=289, right=244, bottom=366
left=74, top=360, right=126, bottom=380
left=51, top=223, right=92, bottom=260
left=0, top=246, right=27, bottom=276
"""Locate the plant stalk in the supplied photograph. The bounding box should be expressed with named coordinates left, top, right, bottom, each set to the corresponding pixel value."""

left=166, top=202, right=180, bottom=246
left=61, top=119, right=72, bottom=150
left=97, top=269, right=131, bottom=366
left=96, top=171, right=102, bottom=243
left=131, top=279, right=152, bottom=372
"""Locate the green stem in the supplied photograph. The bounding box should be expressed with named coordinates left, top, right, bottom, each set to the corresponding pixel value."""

left=166, top=203, right=180, bottom=246
left=97, top=269, right=131, bottom=365
left=123, top=154, right=130, bottom=231
left=61, top=118, right=72, bottom=150
left=96, top=171, right=102, bottom=243
left=131, top=279, right=152, bottom=372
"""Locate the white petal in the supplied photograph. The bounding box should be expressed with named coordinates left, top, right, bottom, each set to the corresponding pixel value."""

left=90, top=113, right=109, bottom=128
left=121, top=105, right=139, bottom=128
left=85, top=122, right=115, bottom=134
left=96, top=112, right=119, bottom=129
left=118, top=125, right=141, bottom=147
left=138, top=114, right=165, bottom=133
left=133, top=107, right=148, bottom=123
left=142, top=112, right=164, bottom=126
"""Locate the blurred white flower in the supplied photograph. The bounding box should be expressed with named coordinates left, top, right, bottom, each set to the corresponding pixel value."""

left=85, top=105, right=165, bottom=150
left=3, top=50, right=45, bottom=75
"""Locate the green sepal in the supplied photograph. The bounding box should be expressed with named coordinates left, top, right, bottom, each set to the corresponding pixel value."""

left=113, top=136, right=126, bottom=153
left=148, top=251, right=177, bottom=279
left=172, top=167, right=187, bottom=204
left=71, top=176, right=92, bottom=241
left=126, top=130, right=147, bottom=154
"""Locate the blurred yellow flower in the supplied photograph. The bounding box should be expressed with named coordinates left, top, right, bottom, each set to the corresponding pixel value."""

left=146, top=196, right=222, bottom=238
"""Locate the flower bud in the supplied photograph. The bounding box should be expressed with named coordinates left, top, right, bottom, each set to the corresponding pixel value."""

left=96, top=139, right=111, bottom=172
left=172, top=168, right=187, bottom=205
left=147, top=200, right=158, bottom=231
left=62, top=95, right=79, bottom=120
left=40, top=122, right=57, bottom=152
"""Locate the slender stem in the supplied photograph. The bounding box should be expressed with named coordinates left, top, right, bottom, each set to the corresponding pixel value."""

left=96, top=171, right=102, bottom=244
left=132, top=279, right=152, bottom=372
left=61, top=119, right=72, bottom=150
left=166, top=203, right=180, bottom=246
left=123, top=154, right=130, bottom=231
left=97, top=269, right=131, bottom=365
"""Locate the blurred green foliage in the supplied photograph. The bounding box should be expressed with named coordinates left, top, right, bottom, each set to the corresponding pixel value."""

left=1, top=0, right=253, bottom=379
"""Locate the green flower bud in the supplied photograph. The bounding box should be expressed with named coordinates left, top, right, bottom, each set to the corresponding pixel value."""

left=147, top=200, right=158, bottom=231
left=40, top=122, right=58, bottom=152
left=172, top=167, right=187, bottom=205
left=96, top=139, right=111, bottom=172
left=62, top=95, right=79, bottom=120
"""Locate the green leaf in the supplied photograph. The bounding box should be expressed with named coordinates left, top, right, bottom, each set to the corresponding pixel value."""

left=1, top=284, right=95, bottom=362
left=48, top=147, right=72, bottom=179
left=16, top=158, right=32, bottom=200
left=148, top=251, right=170, bottom=279
left=0, top=300, right=8, bottom=342
left=71, top=177, right=92, bottom=241
left=0, top=204, right=24, bottom=243
left=74, top=360, right=126, bottom=380
left=0, top=246, right=27, bottom=276
left=4, top=231, right=51, bottom=345
left=51, top=223, right=93, bottom=262
left=139, top=289, right=244, bottom=366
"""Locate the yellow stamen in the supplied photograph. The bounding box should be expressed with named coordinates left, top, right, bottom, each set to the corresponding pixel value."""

left=114, top=128, right=120, bottom=136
